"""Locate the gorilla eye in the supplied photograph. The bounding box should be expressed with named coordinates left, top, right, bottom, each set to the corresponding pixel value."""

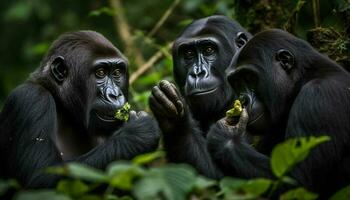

left=204, top=46, right=215, bottom=56
left=184, top=49, right=195, bottom=59
left=95, top=68, right=107, bottom=78
left=112, top=69, right=121, bottom=79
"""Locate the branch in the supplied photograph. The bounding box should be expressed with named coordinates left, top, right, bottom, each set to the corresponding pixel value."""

left=312, top=0, right=320, bottom=27
left=129, top=43, right=172, bottom=85
left=109, top=0, right=145, bottom=66
left=147, top=0, right=181, bottom=38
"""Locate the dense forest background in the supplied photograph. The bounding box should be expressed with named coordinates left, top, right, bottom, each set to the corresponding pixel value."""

left=0, top=0, right=349, bottom=110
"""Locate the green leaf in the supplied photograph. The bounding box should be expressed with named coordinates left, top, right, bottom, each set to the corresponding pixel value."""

left=133, top=164, right=196, bottom=200
left=219, top=177, right=247, bottom=191
left=219, top=177, right=248, bottom=199
left=281, top=176, right=298, bottom=186
left=107, top=162, right=144, bottom=190
left=271, top=136, right=330, bottom=178
left=31, top=42, right=50, bottom=56
left=132, top=151, right=165, bottom=165
left=219, top=177, right=271, bottom=199
left=47, top=163, right=107, bottom=183
left=0, top=179, right=20, bottom=196
left=115, top=102, right=131, bottom=122
left=78, top=195, right=102, bottom=200
left=243, top=178, right=272, bottom=196
left=193, top=176, right=217, bottom=191
left=15, top=190, right=71, bottom=200
left=4, top=2, right=32, bottom=21
left=88, top=7, right=116, bottom=17
left=280, top=187, right=318, bottom=200
left=56, top=180, right=90, bottom=197
left=330, top=185, right=350, bottom=200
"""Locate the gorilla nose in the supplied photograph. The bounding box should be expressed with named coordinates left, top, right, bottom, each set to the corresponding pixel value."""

left=105, top=87, right=121, bottom=102
left=190, top=66, right=208, bottom=78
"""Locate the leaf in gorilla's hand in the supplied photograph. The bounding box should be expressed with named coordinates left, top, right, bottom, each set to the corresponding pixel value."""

left=226, top=100, right=243, bottom=118
left=115, top=103, right=131, bottom=122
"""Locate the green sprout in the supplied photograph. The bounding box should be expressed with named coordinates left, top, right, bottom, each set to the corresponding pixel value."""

left=226, top=100, right=243, bottom=118
left=115, top=102, right=131, bottom=122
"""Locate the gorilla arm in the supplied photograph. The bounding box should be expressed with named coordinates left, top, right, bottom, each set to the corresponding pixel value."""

left=207, top=108, right=273, bottom=179
left=149, top=80, right=222, bottom=179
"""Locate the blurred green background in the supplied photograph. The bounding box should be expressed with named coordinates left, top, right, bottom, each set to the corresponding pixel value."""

left=0, top=0, right=349, bottom=110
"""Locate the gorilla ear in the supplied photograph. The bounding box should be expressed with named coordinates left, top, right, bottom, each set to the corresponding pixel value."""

left=50, top=56, right=68, bottom=83
left=276, top=49, right=294, bottom=72
left=235, top=32, right=248, bottom=48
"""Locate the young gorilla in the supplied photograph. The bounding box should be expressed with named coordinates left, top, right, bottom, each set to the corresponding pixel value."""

left=0, top=31, right=160, bottom=188
left=149, top=16, right=251, bottom=178
left=207, top=29, right=350, bottom=197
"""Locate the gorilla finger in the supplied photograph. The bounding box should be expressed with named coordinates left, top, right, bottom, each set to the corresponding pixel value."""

left=171, top=83, right=183, bottom=99
left=149, top=96, right=171, bottom=117
left=237, top=108, right=249, bottom=133
left=129, top=110, right=137, bottom=121
left=137, top=111, right=148, bottom=118
left=170, top=83, right=186, bottom=113
left=176, top=100, right=184, bottom=116
left=159, top=80, right=181, bottom=104
left=151, top=86, right=178, bottom=115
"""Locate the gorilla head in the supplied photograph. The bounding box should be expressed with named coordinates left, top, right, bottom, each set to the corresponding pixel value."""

left=31, top=31, right=129, bottom=135
left=172, top=15, right=252, bottom=123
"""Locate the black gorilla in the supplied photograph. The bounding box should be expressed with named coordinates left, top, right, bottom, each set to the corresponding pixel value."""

left=207, top=29, right=350, bottom=197
left=0, top=31, right=160, bottom=188
left=149, top=16, right=251, bottom=178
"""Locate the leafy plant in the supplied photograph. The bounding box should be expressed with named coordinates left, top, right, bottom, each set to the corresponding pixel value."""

left=2, top=136, right=348, bottom=200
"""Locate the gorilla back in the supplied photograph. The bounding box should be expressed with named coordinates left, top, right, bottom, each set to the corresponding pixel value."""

left=207, top=29, right=350, bottom=198
left=0, top=31, right=160, bottom=188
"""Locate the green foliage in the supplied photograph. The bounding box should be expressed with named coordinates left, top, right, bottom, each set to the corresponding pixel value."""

left=226, top=100, right=243, bottom=118
left=220, top=177, right=272, bottom=199
left=280, top=187, right=318, bottom=200
left=15, top=190, right=71, bottom=200
left=271, top=136, right=330, bottom=178
left=3, top=136, right=343, bottom=200
left=330, top=185, right=350, bottom=200
left=115, top=103, right=131, bottom=122
left=46, top=163, right=107, bottom=183
left=131, top=150, right=165, bottom=165
left=133, top=164, right=196, bottom=200
left=0, top=179, right=20, bottom=196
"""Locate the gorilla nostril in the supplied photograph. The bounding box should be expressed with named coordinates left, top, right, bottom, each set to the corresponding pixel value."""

left=108, top=93, right=117, bottom=100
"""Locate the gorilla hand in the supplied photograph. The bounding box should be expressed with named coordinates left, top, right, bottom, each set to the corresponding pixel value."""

left=217, top=108, right=249, bottom=139
left=149, top=80, right=187, bottom=132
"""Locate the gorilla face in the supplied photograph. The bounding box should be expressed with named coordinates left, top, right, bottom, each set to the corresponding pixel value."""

left=47, top=31, right=130, bottom=136
left=172, top=16, right=251, bottom=121
left=227, top=30, right=300, bottom=135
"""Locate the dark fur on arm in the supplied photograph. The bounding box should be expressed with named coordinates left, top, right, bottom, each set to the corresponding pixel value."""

left=207, top=122, right=273, bottom=179
left=77, top=115, right=161, bottom=168
left=162, top=113, right=223, bottom=179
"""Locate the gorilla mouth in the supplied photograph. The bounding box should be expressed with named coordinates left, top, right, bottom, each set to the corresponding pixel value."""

left=188, top=87, right=218, bottom=96
left=95, top=112, right=116, bottom=123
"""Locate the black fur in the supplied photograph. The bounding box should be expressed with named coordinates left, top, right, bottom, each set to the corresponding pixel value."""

left=154, top=16, right=251, bottom=178
left=207, top=29, right=350, bottom=198
left=0, top=31, right=160, bottom=188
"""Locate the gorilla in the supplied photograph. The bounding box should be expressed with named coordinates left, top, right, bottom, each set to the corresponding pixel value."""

left=0, top=31, right=160, bottom=188
left=207, top=29, right=350, bottom=198
left=149, top=16, right=251, bottom=178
